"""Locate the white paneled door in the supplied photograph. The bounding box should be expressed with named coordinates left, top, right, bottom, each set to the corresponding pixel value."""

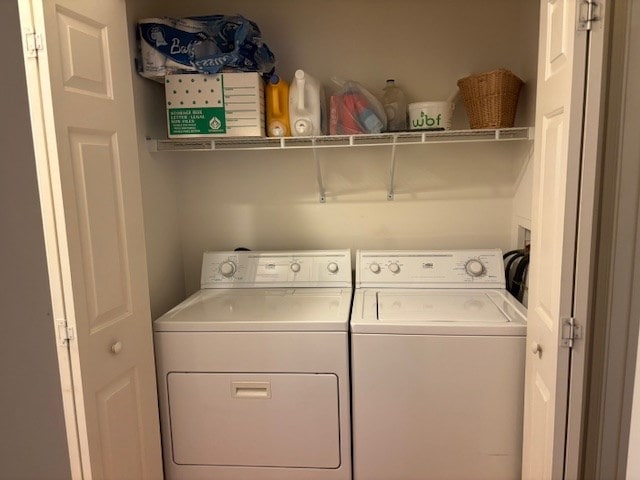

left=522, top=0, right=590, bottom=478
left=19, top=0, right=163, bottom=478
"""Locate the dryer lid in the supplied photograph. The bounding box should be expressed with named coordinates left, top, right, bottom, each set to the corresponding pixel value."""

left=352, top=289, right=526, bottom=335
left=154, top=288, right=352, bottom=332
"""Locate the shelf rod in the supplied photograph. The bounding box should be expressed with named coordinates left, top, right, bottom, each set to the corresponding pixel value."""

left=387, top=138, right=398, bottom=201
left=313, top=139, right=326, bottom=203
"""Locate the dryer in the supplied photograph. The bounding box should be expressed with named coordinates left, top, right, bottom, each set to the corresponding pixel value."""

left=154, top=250, right=353, bottom=480
left=351, top=249, right=527, bottom=480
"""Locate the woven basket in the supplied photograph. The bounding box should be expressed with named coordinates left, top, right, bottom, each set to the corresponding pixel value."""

left=457, top=69, right=523, bottom=129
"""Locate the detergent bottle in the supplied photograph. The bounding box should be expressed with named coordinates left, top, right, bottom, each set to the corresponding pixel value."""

left=265, top=74, right=291, bottom=137
left=289, top=69, right=326, bottom=136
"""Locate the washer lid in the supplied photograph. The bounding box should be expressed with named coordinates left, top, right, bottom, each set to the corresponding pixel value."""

left=351, top=289, right=526, bottom=335
left=154, top=288, right=352, bottom=332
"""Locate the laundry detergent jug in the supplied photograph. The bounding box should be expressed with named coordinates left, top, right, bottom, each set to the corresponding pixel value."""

left=266, top=74, right=291, bottom=137
left=289, top=69, right=326, bottom=136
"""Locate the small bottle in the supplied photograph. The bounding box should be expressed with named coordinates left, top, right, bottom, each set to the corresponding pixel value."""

left=382, top=79, right=407, bottom=132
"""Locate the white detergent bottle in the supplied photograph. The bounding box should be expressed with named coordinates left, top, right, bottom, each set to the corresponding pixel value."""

left=289, top=69, right=326, bottom=136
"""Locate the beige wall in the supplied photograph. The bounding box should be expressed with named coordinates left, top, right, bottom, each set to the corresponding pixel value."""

left=130, top=0, right=539, bottom=301
left=0, top=2, right=71, bottom=478
left=128, top=2, right=186, bottom=319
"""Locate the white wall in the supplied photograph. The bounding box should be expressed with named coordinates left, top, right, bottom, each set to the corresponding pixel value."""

left=0, top=2, right=71, bottom=478
left=511, top=151, right=534, bottom=245
left=174, top=142, right=532, bottom=293
left=131, top=0, right=539, bottom=298
left=128, top=2, right=186, bottom=318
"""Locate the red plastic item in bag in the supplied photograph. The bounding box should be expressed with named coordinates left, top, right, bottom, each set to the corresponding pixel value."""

left=329, top=80, right=386, bottom=135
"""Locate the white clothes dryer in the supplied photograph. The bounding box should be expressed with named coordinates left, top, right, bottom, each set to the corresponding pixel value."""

left=154, top=250, right=353, bottom=480
left=350, top=249, right=527, bottom=480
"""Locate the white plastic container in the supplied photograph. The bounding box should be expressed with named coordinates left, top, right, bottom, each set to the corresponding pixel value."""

left=408, top=101, right=455, bottom=131
left=289, top=70, right=326, bottom=136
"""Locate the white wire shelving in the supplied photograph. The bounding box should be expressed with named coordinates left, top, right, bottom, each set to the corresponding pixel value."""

left=146, top=127, right=534, bottom=202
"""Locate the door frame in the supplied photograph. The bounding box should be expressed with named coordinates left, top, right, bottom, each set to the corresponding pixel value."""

left=564, top=1, right=612, bottom=478
left=582, top=0, right=640, bottom=477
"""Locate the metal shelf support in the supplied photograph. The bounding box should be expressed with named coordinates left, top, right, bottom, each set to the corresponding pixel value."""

left=312, top=139, right=326, bottom=203
left=387, top=139, right=398, bottom=201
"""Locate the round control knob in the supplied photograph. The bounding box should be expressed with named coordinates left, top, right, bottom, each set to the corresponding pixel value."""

left=370, top=263, right=381, bottom=274
left=465, top=259, right=485, bottom=277
left=388, top=262, right=401, bottom=274
left=219, top=261, right=236, bottom=278
left=327, top=262, right=339, bottom=274
left=290, top=262, right=301, bottom=273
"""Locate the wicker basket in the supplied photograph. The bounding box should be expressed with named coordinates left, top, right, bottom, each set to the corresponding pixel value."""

left=457, top=69, right=523, bottom=129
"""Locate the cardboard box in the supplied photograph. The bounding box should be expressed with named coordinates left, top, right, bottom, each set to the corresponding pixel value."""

left=165, top=73, right=265, bottom=137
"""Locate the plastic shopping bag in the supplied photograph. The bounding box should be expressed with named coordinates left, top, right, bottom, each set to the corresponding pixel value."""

left=329, top=80, right=387, bottom=135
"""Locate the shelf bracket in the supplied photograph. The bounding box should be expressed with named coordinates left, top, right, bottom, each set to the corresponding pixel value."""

left=387, top=139, right=398, bottom=201
left=312, top=139, right=326, bottom=203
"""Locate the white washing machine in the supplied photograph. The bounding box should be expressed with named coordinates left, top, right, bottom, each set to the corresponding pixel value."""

left=154, top=250, right=353, bottom=480
left=351, top=249, right=527, bottom=480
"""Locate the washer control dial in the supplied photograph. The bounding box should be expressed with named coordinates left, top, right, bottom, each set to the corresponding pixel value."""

left=327, top=262, right=339, bottom=274
left=219, top=261, right=237, bottom=278
left=290, top=262, right=301, bottom=273
left=465, top=259, right=485, bottom=277
left=369, top=262, right=381, bottom=274
left=388, top=262, right=401, bottom=274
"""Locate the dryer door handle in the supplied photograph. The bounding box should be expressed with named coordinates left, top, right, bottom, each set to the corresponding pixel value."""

left=231, top=382, right=272, bottom=399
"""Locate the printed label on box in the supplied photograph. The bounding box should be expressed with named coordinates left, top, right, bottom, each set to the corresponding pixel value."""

left=168, top=108, right=226, bottom=135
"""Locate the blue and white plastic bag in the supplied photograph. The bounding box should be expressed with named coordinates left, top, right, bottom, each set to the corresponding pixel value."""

left=137, top=15, right=275, bottom=82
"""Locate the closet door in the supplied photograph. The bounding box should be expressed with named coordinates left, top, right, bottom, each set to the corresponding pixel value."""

left=22, top=0, right=163, bottom=478
left=522, top=0, right=598, bottom=478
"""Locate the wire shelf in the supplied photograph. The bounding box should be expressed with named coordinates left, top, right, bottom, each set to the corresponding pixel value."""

left=147, top=127, right=533, bottom=152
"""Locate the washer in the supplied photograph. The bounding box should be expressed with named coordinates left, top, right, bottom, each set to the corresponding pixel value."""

left=351, top=249, right=527, bottom=480
left=154, top=250, right=353, bottom=480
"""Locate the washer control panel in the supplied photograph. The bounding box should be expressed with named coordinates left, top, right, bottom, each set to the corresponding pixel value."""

left=201, top=250, right=352, bottom=288
left=357, top=249, right=506, bottom=288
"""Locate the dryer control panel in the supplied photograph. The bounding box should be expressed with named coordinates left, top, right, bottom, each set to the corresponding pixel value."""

left=356, top=249, right=506, bottom=289
left=201, top=250, right=352, bottom=288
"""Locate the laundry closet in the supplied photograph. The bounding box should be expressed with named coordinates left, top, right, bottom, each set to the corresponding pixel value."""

left=129, top=0, right=540, bottom=312
left=18, top=0, right=605, bottom=478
